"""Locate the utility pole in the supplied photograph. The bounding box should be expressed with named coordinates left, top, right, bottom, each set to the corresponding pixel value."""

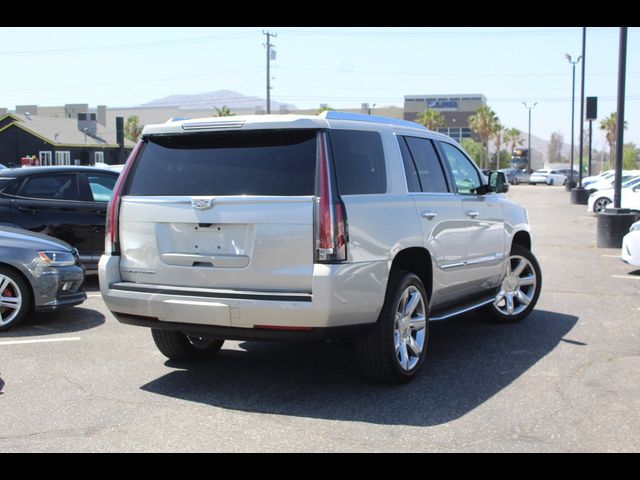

left=522, top=102, right=537, bottom=172
left=263, top=31, right=277, bottom=114
left=577, top=27, right=586, bottom=187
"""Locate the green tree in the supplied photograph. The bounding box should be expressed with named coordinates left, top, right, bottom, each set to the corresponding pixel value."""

left=503, top=127, right=523, bottom=155
left=124, top=115, right=143, bottom=142
left=460, top=138, right=484, bottom=165
left=214, top=105, right=235, bottom=117
left=468, top=106, right=500, bottom=169
left=493, top=124, right=504, bottom=169
left=600, top=112, right=628, bottom=169
left=623, top=143, right=639, bottom=170
left=316, top=105, right=335, bottom=114
left=415, top=109, right=445, bottom=130
left=547, top=131, right=564, bottom=164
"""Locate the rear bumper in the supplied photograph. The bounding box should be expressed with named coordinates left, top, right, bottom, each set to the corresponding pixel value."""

left=114, top=312, right=373, bottom=341
left=99, top=254, right=387, bottom=331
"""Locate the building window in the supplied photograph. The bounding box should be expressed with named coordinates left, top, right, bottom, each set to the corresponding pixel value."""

left=94, top=152, right=105, bottom=164
left=55, top=151, right=71, bottom=166
left=39, top=151, right=52, bottom=166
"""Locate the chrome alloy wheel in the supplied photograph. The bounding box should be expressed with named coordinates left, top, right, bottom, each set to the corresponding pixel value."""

left=394, top=286, right=427, bottom=371
left=494, top=255, right=537, bottom=316
left=594, top=197, right=611, bottom=214
left=0, top=274, right=22, bottom=327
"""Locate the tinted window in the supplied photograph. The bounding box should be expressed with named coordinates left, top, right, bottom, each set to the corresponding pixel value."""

left=127, top=130, right=317, bottom=196
left=398, top=137, right=421, bottom=192
left=0, top=178, right=16, bottom=193
left=87, top=174, right=117, bottom=202
left=403, top=136, right=449, bottom=193
left=19, top=174, right=79, bottom=200
left=330, top=130, right=386, bottom=194
left=439, top=142, right=482, bottom=195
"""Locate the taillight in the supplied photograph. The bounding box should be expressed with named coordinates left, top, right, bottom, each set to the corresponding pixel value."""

left=105, top=140, right=144, bottom=255
left=315, top=132, right=347, bottom=263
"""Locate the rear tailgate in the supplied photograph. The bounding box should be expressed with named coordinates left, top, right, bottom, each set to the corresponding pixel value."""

left=118, top=129, right=317, bottom=293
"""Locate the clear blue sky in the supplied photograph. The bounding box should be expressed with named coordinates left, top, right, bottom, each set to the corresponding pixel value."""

left=1, top=27, right=638, bottom=150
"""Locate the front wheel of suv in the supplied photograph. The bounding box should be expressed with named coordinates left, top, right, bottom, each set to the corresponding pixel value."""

left=151, top=329, right=224, bottom=361
left=356, top=271, right=429, bottom=384
left=482, top=244, right=542, bottom=323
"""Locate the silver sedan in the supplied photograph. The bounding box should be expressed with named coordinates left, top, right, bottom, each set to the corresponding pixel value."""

left=0, top=227, right=86, bottom=331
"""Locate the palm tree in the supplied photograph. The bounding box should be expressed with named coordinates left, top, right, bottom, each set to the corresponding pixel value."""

left=468, top=106, right=499, bottom=169
left=415, top=109, right=445, bottom=130
left=503, top=128, right=523, bottom=156
left=214, top=105, right=234, bottom=117
left=600, top=112, right=628, bottom=169
left=493, top=124, right=504, bottom=169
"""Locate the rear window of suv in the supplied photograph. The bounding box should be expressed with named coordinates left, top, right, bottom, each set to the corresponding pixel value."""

left=126, top=130, right=317, bottom=196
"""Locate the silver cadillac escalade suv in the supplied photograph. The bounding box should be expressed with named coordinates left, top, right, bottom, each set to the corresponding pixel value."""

left=99, top=111, right=541, bottom=384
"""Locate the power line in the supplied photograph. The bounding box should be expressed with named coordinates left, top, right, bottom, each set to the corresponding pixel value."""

left=0, top=31, right=258, bottom=57
left=0, top=67, right=262, bottom=92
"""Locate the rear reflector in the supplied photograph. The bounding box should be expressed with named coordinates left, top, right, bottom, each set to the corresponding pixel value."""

left=315, top=132, right=347, bottom=263
left=105, top=140, right=144, bottom=255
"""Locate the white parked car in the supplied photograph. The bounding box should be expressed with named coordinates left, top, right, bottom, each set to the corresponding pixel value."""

left=622, top=221, right=640, bottom=268
left=99, top=111, right=541, bottom=384
left=582, top=170, right=615, bottom=188
left=528, top=169, right=567, bottom=186
left=586, top=171, right=640, bottom=194
left=587, top=176, right=640, bottom=213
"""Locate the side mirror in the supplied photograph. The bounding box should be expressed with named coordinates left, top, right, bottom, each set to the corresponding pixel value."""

left=488, top=171, right=509, bottom=194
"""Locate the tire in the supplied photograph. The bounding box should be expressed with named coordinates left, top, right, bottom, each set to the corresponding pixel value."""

left=151, top=329, right=224, bottom=361
left=0, top=266, right=32, bottom=332
left=593, top=197, right=611, bottom=214
left=563, top=178, right=568, bottom=186
left=482, top=244, right=542, bottom=324
left=355, top=271, right=429, bottom=384
left=548, top=179, right=554, bottom=186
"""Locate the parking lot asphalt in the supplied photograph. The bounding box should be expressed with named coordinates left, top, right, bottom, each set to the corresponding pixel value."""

left=1, top=185, right=639, bottom=452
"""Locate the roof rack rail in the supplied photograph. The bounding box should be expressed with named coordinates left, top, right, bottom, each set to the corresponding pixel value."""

left=319, top=110, right=428, bottom=130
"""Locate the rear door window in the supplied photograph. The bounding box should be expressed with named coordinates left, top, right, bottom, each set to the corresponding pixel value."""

left=401, top=136, right=449, bottom=193
left=86, top=173, right=117, bottom=202
left=330, top=130, right=386, bottom=195
left=126, top=130, right=317, bottom=196
left=18, top=173, right=80, bottom=200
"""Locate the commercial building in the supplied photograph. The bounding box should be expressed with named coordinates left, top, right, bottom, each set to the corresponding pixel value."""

left=404, top=94, right=487, bottom=143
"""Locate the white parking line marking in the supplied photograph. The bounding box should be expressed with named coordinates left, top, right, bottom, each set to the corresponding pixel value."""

left=602, top=254, right=621, bottom=258
left=0, top=337, right=81, bottom=346
left=611, top=275, right=640, bottom=280
left=86, top=293, right=102, bottom=298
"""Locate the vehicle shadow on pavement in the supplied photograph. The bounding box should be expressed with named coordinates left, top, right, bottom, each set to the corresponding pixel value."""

left=0, top=307, right=105, bottom=338
left=140, top=310, right=577, bottom=427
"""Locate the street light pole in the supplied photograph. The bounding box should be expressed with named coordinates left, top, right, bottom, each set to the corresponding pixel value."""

left=566, top=53, right=582, bottom=189
left=522, top=102, right=537, bottom=172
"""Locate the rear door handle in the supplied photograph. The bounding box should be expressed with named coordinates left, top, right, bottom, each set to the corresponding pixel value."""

left=17, top=206, right=39, bottom=213
left=466, top=210, right=480, bottom=218
left=421, top=211, right=438, bottom=220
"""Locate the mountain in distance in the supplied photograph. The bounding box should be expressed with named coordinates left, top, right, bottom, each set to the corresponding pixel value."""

left=140, top=90, right=297, bottom=111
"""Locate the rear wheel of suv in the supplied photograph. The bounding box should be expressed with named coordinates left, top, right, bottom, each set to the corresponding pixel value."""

left=356, top=271, right=429, bottom=384
left=151, top=329, right=224, bottom=361
left=482, top=244, right=542, bottom=323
